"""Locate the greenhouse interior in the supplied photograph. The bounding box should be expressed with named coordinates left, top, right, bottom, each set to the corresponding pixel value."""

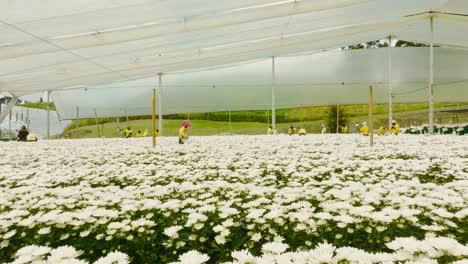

left=0, top=0, right=467, bottom=263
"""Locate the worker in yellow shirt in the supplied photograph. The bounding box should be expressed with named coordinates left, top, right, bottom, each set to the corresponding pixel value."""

left=341, top=124, right=349, bottom=133
left=360, top=122, right=369, bottom=136
left=267, top=126, right=273, bottom=135
left=179, top=120, right=190, bottom=144
left=135, top=130, right=143, bottom=137
left=123, top=127, right=133, bottom=138
left=298, top=127, right=306, bottom=135
left=390, top=120, right=400, bottom=135
left=154, top=129, right=159, bottom=137
left=378, top=126, right=387, bottom=136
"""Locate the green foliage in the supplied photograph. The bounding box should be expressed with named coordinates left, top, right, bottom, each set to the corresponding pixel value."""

left=325, top=106, right=348, bottom=133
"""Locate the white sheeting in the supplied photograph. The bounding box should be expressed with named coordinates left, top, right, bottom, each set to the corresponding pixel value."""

left=1, top=0, right=468, bottom=97
left=51, top=47, right=468, bottom=119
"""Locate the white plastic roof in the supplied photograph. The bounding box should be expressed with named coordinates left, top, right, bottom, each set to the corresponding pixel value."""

left=52, top=47, right=468, bottom=119
left=1, top=0, right=468, bottom=95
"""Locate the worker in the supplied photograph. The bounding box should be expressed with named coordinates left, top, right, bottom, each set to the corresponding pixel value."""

left=378, top=126, right=387, bottom=136
left=17, top=125, right=29, bottom=141
left=360, top=122, right=369, bottom=136
left=390, top=120, right=400, bottom=135
left=288, top=125, right=294, bottom=135
left=267, top=126, right=273, bottom=135
left=298, top=127, right=306, bottom=135
left=143, top=129, right=149, bottom=137
left=321, top=124, right=327, bottom=134
left=341, top=124, right=349, bottom=133
left=293, top=126, right=297, bottom=134
left=26, top=133, right=38, bottom=142
left=154, top=129, right=159, bottom=137
left=123, top=127, right=133, bottom=138
left=135, top=130, right=143, bottom=137
left=179, top=120, right=190, bottom=144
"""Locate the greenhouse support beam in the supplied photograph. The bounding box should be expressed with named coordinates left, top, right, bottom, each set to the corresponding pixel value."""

left=388, top=35, right=393, bottom=130
left=76, top=106, right=79, bottom=139
left=47, top=90, right=51, bottom=139
left=158, top=73, right=163, bottom=136
left=429, top=16, right=434, bottom=134
left=94, top=109, right=100, bottom=137
left=152, top=88, right=156, bottom=147
left=369, top=85, right=374, bottom=147
left=271, top=56, right=276, bottom=130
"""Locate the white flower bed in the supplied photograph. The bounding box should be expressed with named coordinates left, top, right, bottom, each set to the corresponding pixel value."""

left=0, top=135, right=467, bottom=263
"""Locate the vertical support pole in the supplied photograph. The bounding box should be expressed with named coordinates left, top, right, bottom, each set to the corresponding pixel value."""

left=47, top=90, right=51, bottom=139
left=429, top=16, right=434, bottom=134
left=271, top=56, right=276, bottom=130
left=94, top=108, right=100, bottom=138
left=26, top=109, right=30, bottom=130
left=8, top=109, right=12, bottom=139
left=158, top=73, right=163, bottom=136
left=152, top=88, right=156, bottom=147
left=125, top=109, right=129, bottom=126
left=116, top=117, right=120, bottom=132
left=336, top=104, right=340, bottom=134
left=266, top=111, right=269, bottom=128
left=369, top=85, right=374, bottom=147
left=388, top=36, right=393, bottom=129
left=76, top=106, right=79, bottom=139
left=229, top=110, right=232, bottom=134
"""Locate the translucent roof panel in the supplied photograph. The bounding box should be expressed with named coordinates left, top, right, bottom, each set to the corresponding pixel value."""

left=52, top=47, right=468, bottom=119
left=1, top=0, right=468, bottom=97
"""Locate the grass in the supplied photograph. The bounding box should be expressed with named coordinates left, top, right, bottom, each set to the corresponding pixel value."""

left=17, top=102, right=56, bottom=111
left=60, top=105, right=468, bottom=138
left=60, top=119, right=322, bottom=138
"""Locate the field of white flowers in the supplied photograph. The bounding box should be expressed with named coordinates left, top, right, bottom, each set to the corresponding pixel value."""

left=0, top=135, right=467, bottom=264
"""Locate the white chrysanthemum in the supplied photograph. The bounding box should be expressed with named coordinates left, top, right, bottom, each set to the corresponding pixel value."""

left=93, top=251, right=129, bottom=264
left=177, top=250, right=209, bottom=264
left=231, top=250, right=256, bottom=263
left=48, top=246, right=80, bottom=260
left=164, top=226, right=183, bottom=239
left=261, top=241, right=289, bottom=255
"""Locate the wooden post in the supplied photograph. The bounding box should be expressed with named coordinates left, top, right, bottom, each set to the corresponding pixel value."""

left=369, top=86, right=374, bottom=147
left=336, top=104, right=340, bottom=134
left=94, top=108, right=100, bottom=137
left=152, top=88, right=156, bottom=147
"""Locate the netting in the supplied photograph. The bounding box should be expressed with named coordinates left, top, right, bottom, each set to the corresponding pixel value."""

left=51, top=47, right=468, bottom=119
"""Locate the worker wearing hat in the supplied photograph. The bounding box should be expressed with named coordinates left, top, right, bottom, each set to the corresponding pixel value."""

left=179, top=120, right=191, bottom=144
left=390, top=120, right=400, bottom=135
left=360, top=122, right=369, bottom=136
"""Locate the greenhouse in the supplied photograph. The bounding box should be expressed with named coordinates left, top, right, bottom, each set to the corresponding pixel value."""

left=0, top=0, right=467, bottom=263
